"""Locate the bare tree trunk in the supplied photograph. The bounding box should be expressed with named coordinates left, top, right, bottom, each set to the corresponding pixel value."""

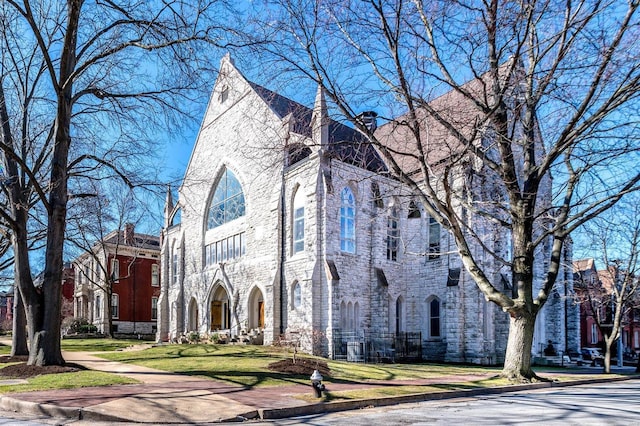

left=501, top=309, right=544, bottom=382
left=105, top=287, right=113, bottom=338
left=10, top=285, right=28, bottom=356
left=24, top=0, right=82, bottom=367
left=603, top=339, right=613, bottom=373
left=603, top=333, right=620, bottom=373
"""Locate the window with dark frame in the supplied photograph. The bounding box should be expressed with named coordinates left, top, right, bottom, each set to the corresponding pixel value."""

left=387, top=207, right=399, bottom=261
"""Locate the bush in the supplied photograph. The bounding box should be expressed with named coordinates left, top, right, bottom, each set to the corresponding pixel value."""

left=63, top=317, right=97, bottom=335
left=188, top=331, right=200, bottom=343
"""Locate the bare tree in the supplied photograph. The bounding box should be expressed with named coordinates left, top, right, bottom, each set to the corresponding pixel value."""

left=66, top=180, right=153, bottom=338
left=244, top=0, right=640, bottom=381
left=574, top=201, right=640, bottom=373
left=0, top=0, right=236, bottom=366
left=0, top=17, right=52, bottom=357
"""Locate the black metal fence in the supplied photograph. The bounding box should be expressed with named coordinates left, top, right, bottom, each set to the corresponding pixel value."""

left=332, top=330, right=422, bottom=363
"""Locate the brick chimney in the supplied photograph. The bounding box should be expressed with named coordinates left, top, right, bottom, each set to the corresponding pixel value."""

left=124, top=223, right=135, bottom=245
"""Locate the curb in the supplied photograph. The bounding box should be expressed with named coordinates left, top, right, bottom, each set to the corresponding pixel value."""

left=0, top=396, right=132, bottom=423
left=254, top=374, right=640, bottom=420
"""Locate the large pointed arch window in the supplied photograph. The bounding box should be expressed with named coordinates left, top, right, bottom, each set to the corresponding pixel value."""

left=207, top=167, right=245, bottom=229
left=340, top=187, right=356, bottom=253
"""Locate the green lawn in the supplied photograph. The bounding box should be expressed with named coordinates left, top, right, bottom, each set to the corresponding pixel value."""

left=60, top=338, right=149, bottom=352
left=98, top=343, right=503, bottom=388
left=0, top=340, right=633, bottom=398
left=0, top=370, right=136, bottom=393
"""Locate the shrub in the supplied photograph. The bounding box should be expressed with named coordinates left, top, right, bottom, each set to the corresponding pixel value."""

left=188, top=331, right=200, bottom=343
left=63, top=318, right=97, bottom=335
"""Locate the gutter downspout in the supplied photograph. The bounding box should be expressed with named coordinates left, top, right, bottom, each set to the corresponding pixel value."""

left=279, top=145, right=287, bottom=336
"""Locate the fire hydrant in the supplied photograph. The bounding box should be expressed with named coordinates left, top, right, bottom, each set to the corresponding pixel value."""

left=310, top=369, right=325, bottom=398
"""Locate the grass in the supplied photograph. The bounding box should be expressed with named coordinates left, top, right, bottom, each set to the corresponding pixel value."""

left=0, top=370, right=136, bottom=393
left=98, top=342, right=632, bottom=392
left=99, top=344, right=314, bottom=387
left=0, top=339, right=140, bottom=394
left=60, top=338, right=150, bottom=352
left=0, top=339, right=635, bottom=398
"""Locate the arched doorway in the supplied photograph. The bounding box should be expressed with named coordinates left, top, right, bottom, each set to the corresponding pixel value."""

left=248, top=287, right=265, bottom=330
left=210, top=285, right=231, bottom=331
left=188, top=298, right=198, bottom=331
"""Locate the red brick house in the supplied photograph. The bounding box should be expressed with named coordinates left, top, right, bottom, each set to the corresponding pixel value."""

left=61, top=263, right=75, bottom=319
left=73, top=224, right=160, bottom=338
left=574, top=258, right=602, bottom=349
left=574, top=258, right=640, bottom=355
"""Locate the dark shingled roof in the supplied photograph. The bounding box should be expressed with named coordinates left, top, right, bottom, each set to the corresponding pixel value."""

left=104, top=231, right=160, bottom=251
left=249, top=82, right=387, bottom=173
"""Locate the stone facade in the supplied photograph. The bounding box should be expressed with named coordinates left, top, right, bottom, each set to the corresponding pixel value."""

left=157, top=55, right=580, bottom=364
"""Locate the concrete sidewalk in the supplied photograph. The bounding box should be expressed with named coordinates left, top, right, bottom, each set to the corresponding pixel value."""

left=0, top=346, right=638, bottom=424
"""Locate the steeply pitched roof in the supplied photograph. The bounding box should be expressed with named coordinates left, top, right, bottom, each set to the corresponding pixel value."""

left=374, top=80, right=486, bottom=176
left=374, top=62, right=521, bottom=177
left=249, top=82, right=387, bottom=173
left=573, top=258, right=595, bottom=273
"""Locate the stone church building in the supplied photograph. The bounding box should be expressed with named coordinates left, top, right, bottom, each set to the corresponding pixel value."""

left=157, top=55, right=579, bottom=364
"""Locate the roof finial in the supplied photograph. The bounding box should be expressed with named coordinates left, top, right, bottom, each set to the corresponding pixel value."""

left=311, top=83, right=328, bottom=147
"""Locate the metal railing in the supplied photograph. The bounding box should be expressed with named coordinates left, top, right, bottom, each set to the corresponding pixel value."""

left=332, top=330, right=422, bottom=363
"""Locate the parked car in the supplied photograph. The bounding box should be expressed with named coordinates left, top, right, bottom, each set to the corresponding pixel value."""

left=581, top=348, right=604, bottom=366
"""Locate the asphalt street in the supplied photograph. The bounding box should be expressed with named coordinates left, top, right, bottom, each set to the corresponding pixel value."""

left=262, top=378, right=640, bottom=426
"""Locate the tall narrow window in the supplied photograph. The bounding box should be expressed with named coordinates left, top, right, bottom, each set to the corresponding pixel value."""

left=428, top=216, right=441, bottom=259
left=172, top=251, right=178, bottom=285
left=292, top=282, right=302, bottom=309
left=387, top=207, right=399, bottom=261
left=293, top=189, right=305, bottom=254
left=207, top=167, right=245, bottom=229
left=220, top=86, right=229, bottom=103
left=151, top=297, right=158, bottom=320
left=371, top=182, right=383, bottom=208
left=591, top=323, right=598, bottom=344
left=340, top=187, right=356, bottom=253
left=110, top=258, right=119, bottom=283
left=395, top=297, right=405, bottom=334
left=354, top=302, right=360, bottom=333
left=429, top=298, right=441, bottom=338
left=111, top=294, right=119, bottom=319
left=95, top=295, right=102, bottom=319
left=151, top=264, right=159, bottom=286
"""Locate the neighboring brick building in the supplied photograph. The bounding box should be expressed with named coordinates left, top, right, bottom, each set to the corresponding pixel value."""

left=574, top=258, right=640, bottom=354
left=74, top=225, right=160, bottom=338
left=157, top=55, right=578, bottom=364
left=61, top=263, right=75, bottom=320
left=0, top=291, right=11, bottom=329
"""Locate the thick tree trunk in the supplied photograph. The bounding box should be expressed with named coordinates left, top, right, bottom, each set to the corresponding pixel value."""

left=10, top=285, right=28, bottom=356
left=24, top=0, right=82, bottom=367
left=11, top=223, right=40, bottom=359
left=501, top=309, right=544, bottom=382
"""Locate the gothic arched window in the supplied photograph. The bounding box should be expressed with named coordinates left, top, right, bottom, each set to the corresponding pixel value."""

left=207, top=167, right=245, bottom=229
left=340, top=187, right=356, bottom=253
left=428, top=297, right=441, bottom=338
